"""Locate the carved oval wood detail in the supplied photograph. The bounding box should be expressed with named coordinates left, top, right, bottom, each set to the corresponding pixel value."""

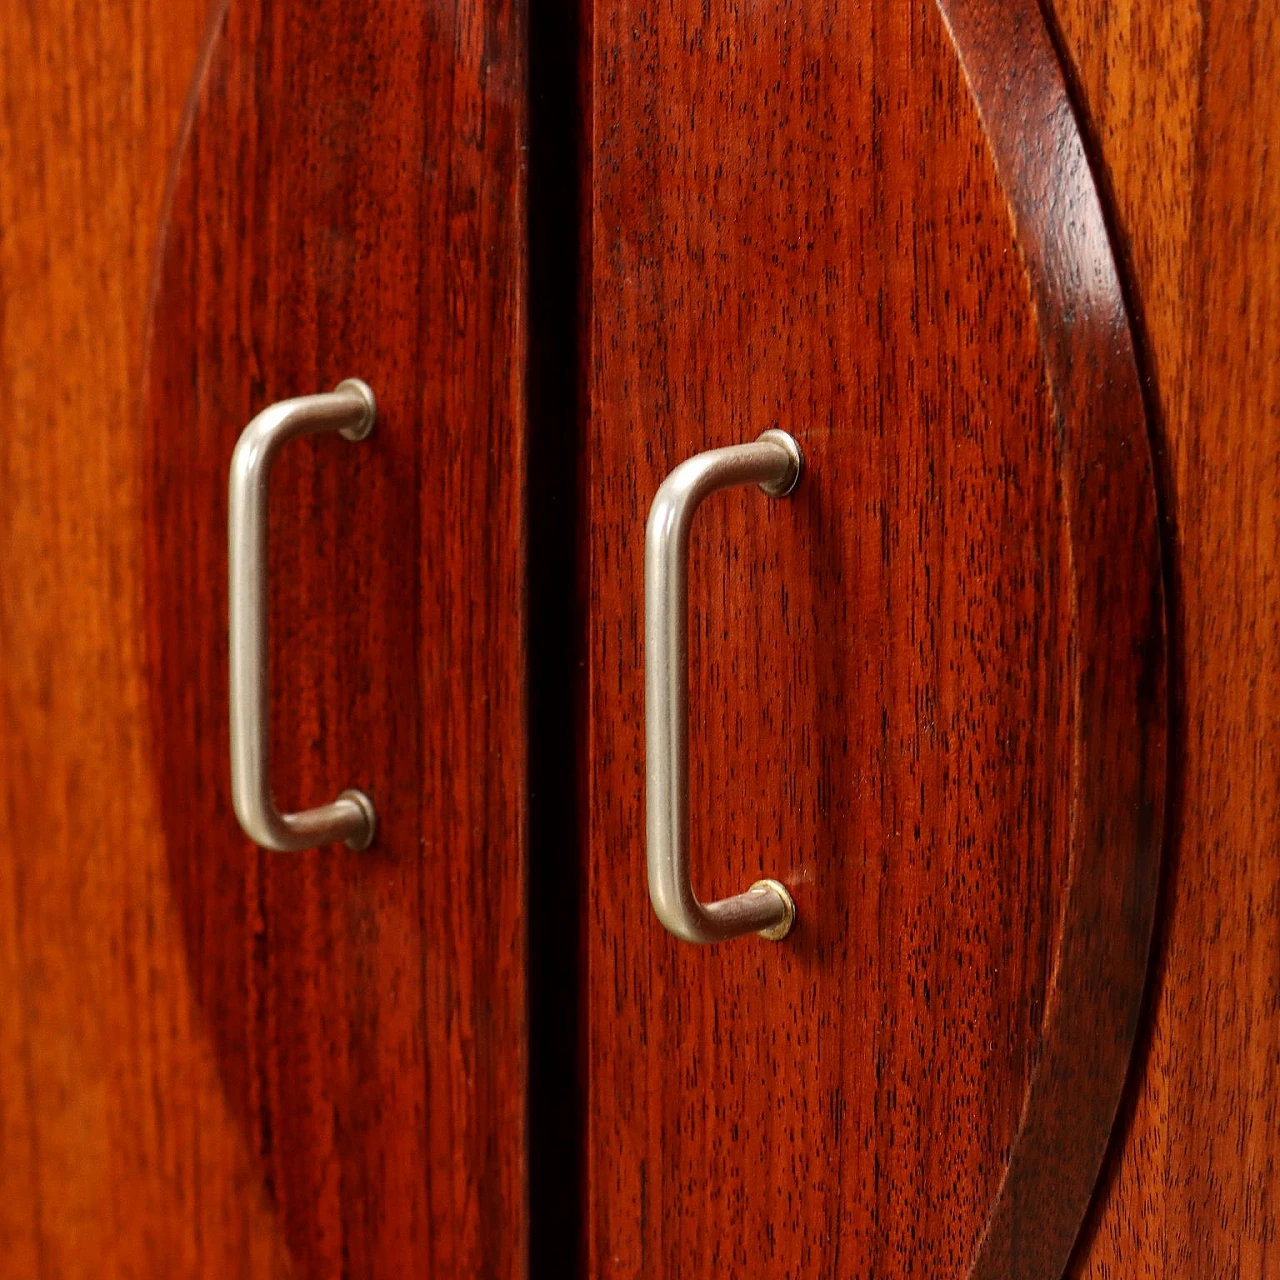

left=142, top=0, right=1165, bottom=1271
left=142, top=0, right=530, bottom=1275
left=584, top=0, right=1166, bottom=1275
left=936, top=0, right=1168, bottom=1276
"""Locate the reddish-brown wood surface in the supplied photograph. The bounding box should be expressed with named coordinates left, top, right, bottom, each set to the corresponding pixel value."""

left=1045, top=2, right=1280, bottom=1276
left=0, top=3, right=298, bottom=1276
left=935, top=2, right=1166, bottom=1275
left=8, top=0, right=1277, bottom=1275
left=139, top=0, right=530, bottom=1277
left=585, top=1, right=1164, bottom=1278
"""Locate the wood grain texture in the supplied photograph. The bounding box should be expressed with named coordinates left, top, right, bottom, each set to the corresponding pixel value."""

left=141, top=1, right=529, bottom=1277
left=934, top=3, right=1167, bottom=1276
left=1042, top=2, right=1280, bottom=1276
left=0, top=3, right=305, bottom=1277
left=584, top=0, right=1164, bottom=1276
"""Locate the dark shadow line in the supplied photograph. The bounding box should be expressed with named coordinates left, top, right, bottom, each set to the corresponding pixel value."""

left=525, top=0, right=586, bottom=1267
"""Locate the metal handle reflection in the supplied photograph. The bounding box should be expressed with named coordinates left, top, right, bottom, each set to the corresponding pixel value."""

left=228, top=379, right=377, bottom=852
left=644, top=429, right=801, bottom=943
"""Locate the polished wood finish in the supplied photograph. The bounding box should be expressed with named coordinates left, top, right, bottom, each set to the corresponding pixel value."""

left=584, top=0, right=1164, bottom=1276
left=935, top=2, right=1167, bottom=1275
left=7, top=0, right=1277, bottom=1274
left=1044, top=3, right=1280, bottom=1276
left=140, top=0, right=529, bottom=1276
left=0, top=4, right=300, bottom=1276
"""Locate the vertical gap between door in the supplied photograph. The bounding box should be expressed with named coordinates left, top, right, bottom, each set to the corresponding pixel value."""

left=526, top=0, right=585, bottom=1265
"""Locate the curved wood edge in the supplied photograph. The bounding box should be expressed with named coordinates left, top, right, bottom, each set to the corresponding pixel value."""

left=933, top=2, right=1170, bottom=1277
left=138, top=0, right=230, bottom=414
left=137, top=0, right=533, bottom=1270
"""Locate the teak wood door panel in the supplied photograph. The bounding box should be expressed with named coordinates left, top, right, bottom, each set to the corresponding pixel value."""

left=585, top=0, right=1165, bottom=1276
left=13, top=0, right=1280, bottom=1274
left=141, top=0, right=528, bottom=1275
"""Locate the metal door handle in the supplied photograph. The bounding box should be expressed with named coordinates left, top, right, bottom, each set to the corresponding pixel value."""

left=228, top=379, right=378, bottom=852
left=645, top=429, right=802, bottom=943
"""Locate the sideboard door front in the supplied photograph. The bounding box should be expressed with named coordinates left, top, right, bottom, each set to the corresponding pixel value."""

left=143, top=2, right=530, bottom=1274
left=583, top=0, right=1167, bottom=1275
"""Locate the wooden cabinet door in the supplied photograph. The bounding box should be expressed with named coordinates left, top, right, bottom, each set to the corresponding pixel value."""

left=138, top=1, right=529, bottom=1275
left=6, top=0, right=1278, bottom=1274
left=584, top=0, right=1166, bottom=1276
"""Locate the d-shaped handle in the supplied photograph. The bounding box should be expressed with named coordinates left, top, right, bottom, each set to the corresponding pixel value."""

left=645, top=429, right=802, bottom=943
left=228, top=379, right=378, bottom=852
